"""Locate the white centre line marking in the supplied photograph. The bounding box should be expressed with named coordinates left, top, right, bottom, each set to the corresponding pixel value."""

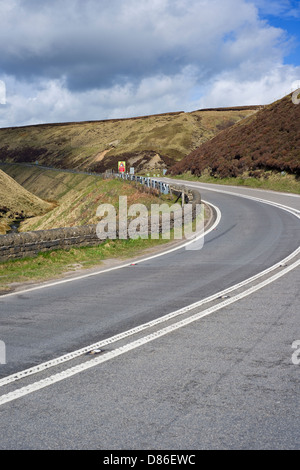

left=0, top=257, right=299, bottom=407
left=0, top=185, right=299, bottom=406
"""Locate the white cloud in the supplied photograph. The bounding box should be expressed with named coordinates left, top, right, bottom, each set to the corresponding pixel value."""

left=198, top=64, right=300, bottom=108
left=291, top=79, right=300, bottom=91
left=0, top=80, right=6, bottom=105
left=0, top=0, right=299, bottom=126
left=0, top=68, right=199, bottom=127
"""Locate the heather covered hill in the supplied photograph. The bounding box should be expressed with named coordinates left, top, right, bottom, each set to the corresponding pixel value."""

left=168, top=94, right=300, bottom=178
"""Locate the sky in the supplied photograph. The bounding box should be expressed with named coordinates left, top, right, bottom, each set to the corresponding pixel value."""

left=0, top=0, right=299, bottom=127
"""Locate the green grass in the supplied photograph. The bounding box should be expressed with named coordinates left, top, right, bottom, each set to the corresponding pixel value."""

left=171, top=171, right=300, bottom=194
left=0, top=236, right=175, bottom=293
left=0, top=200, right=209, bottom=293
left=0, top=164, right=192, bottom=292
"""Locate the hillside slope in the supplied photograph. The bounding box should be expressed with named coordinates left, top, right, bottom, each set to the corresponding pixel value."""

left=0, top=169, right=52, bottom=233
left=0, top=107, right=260, bottom=174
left=169, top=94, right=300, bottom=178
left=0, top=164, right=173, bottom=232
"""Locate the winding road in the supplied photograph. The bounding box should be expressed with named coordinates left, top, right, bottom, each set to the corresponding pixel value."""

left=0, top=180, right=299, bottom=450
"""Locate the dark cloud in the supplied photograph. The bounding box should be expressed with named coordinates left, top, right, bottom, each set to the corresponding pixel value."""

left=0, top=0, right=278, bottom=90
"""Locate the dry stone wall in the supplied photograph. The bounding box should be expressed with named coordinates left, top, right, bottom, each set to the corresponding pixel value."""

left=0, top=186, right=202, bottom=261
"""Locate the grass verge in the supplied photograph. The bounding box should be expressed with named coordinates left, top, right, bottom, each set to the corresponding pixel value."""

left=0, top=202, right=209, bottom=294
left=0, top=236, right=177, bottom=294
left=170, top=171, right=300, bottom=194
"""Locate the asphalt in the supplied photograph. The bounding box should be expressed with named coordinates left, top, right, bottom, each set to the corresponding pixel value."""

left=0, top=182, right=299, bottom=450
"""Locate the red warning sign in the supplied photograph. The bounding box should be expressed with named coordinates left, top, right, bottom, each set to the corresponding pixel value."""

left=118, top=161, right=126, bottom=173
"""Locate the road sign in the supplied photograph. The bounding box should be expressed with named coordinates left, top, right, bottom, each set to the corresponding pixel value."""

left=118, top=161, right=126, bottom=173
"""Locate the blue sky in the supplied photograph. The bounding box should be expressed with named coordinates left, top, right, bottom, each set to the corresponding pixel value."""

left=0, top=0, right=299, bottom=127
left=253, top=0, right=300, bottom=65
left=267, top=16, right=300, bottom=65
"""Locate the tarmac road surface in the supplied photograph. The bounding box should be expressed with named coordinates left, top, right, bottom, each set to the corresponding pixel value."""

left=0, top=181, right=299, bottom=450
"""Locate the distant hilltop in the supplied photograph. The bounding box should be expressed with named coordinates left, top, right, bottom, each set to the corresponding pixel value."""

left=0, top=106, right=258, bottom=174
left=0, top=106, right=266, bottom=131
left=193, top=105, right=265, bottom=112
left=168, top=93, right=300, bottom=178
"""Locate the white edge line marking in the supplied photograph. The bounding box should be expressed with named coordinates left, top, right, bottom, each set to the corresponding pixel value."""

left=200, top=183, right=300, bottom=198
left=0, top=200, right=220, bottom=299
left=0, top=202, right=220, bottom=386
left=0, top=257, right=299, bottom=406
left=0, top=187, right=299, bottom=387
left=161, top=177, right=300, bottom=199
left=1, top=242, right=299, bottom=388
left=183, top=181, right=300, bottom=216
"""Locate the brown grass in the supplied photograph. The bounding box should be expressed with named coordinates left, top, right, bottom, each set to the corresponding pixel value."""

left=0, top=107, right=258, bottom=174
left=0, top=165, right=173, bottom=232
left=0, top=169, right=53, bottom=233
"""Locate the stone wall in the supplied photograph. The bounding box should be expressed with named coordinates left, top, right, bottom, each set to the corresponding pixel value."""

left=0, top=225, right=102, bottom=261
left=0, top=186, right=202, bottom=262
